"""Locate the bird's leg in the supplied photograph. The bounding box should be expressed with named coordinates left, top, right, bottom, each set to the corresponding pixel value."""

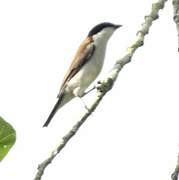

left=78, top=97, right=90, bottom=112
left=73, top=88, right=90, bottom=111
left=81, top=86, right=95, bottom=97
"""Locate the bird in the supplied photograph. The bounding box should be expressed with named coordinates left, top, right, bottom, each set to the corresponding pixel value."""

left=43, top=22, right=122, bottom=127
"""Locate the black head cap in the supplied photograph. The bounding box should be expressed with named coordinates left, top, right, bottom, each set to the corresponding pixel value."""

left=88, top=22, right=122, bottom=36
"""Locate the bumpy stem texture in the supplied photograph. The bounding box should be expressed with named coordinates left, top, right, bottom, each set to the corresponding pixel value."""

left=171, top=153, right=179, bottom=180
left=173, top=0, right=179, bottom=52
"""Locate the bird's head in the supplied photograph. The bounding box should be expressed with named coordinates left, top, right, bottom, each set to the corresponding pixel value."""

left=88, top=22, right=122, bottom=42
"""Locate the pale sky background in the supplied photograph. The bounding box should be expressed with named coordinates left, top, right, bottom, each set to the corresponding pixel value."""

left=0, top=0, right=179, bottom=180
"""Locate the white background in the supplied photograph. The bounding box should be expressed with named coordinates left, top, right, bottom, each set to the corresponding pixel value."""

left=0, top=0, right=179, bottom=180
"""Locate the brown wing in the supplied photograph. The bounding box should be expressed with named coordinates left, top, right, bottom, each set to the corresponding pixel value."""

left=57, top=37, right=95, bottom=97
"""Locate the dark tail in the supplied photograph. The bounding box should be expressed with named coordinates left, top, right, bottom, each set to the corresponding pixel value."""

left=43, top=96, right=63, bottom=127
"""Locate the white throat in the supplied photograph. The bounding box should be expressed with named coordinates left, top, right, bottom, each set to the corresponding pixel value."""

left=92, top=27, right=115, bottom=45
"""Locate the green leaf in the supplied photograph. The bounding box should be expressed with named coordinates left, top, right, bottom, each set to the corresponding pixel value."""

left=0, top=117, right=16, bottom=161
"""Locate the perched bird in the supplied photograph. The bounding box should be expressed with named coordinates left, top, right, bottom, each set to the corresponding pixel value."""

left=43, top=22, right=122, bottom=127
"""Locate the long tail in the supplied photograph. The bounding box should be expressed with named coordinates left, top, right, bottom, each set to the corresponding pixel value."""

left=43, top=95, right=63, bottom=127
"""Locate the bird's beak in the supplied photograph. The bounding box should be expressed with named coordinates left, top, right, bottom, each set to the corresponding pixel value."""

left=114, top=24, right=122, bottom=29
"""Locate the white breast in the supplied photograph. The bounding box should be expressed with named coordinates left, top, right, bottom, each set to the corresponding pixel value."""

left=66, top=43, right=106, bottom=97
left=66, top=28, right=114, bottom=97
